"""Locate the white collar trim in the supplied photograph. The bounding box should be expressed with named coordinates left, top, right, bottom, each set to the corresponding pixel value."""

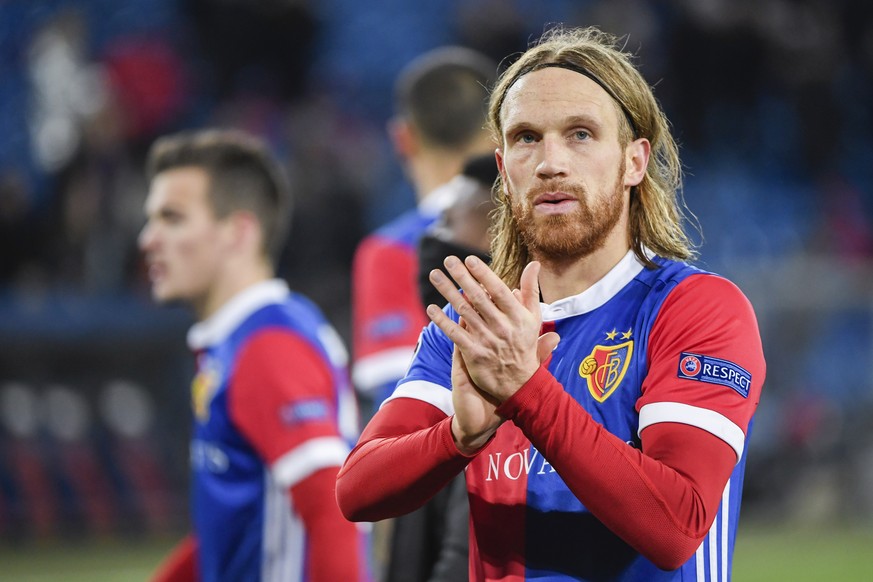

left=418, top=175, right=477, bottom=218
left=187, top=279, right=289, bottom=350
left=539, top=249, right=647, bottom=321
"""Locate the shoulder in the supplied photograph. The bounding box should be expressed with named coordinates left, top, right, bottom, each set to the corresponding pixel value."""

left=661, top=271, right=756, bottom=319
left=239, top=295, right=345, bottom=364
left=362, top=208, right=436, bottom=251
left=635, top=258, right=753, bottom=313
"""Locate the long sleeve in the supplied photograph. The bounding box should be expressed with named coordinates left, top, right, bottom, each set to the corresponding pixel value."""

left=336, top=398, right=472, bottom=522
left=291, top=466, right=366, bottom=582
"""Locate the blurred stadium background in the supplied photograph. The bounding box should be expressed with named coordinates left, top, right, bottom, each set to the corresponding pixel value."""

left=0, top=0, right=871, bottom=580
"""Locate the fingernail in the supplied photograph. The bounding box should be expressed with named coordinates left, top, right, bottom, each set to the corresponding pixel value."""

left=466, top=255, right=480, bottom=267
left=444, top=256, right=460, bottom=267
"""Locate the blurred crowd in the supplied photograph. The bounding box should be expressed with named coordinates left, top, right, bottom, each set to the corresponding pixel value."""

left=0, top=0, right=872, bottom=541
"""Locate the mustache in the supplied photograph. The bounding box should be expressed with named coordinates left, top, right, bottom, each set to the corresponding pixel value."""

left=523, top=180, right=587, bottom=200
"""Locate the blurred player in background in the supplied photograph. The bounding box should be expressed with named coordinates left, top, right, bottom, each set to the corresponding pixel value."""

left=338, top=26, right=766, bottom=581
left=395, top=152, right=499, bottom=582
left=351, top=46, right=497, bottom=411
left=418, top=153, right=498, bottom=308
left=139, top=129, right=368, bottom=582
left=350, top=46, right=496, bottom=581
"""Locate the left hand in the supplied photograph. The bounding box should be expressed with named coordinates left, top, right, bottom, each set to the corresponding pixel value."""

left=425, top=255, right=558, bottom=403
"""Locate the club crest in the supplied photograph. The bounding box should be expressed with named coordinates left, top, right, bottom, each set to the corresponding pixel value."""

left=192, top=359, right=221, bottom=422
left=579, top=340, right=634, bottom=402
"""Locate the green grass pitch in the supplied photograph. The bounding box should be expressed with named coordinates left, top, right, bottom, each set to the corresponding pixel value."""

left=1, top=522, right=871, bottom=581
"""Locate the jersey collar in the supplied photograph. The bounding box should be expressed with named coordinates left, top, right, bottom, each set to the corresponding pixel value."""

left=187, top=279, right=289, bottom=350
left=418, top=175, right=478, bottom=218
left=539, top=249, right=648, bottom=321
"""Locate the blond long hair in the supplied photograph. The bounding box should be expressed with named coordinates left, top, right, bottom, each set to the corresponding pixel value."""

left=487, top=26, right=696, bottom=287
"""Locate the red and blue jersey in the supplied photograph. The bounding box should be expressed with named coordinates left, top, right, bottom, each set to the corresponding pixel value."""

left=352, top=183, right=457, bottom=402
left=187, top=280, right=363, bottom=582
left=382, top=251, right=765, bottom=581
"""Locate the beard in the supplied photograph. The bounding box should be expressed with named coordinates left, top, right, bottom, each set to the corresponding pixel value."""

left=511, top=164, right=626, bottom=262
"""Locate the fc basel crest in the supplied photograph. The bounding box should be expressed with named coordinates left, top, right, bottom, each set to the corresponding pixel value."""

left=192, top=359, right=221, bottom=422
left=578, top=340, right=634, bottom=402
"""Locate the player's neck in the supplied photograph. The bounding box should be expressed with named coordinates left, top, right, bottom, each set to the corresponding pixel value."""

left=409, top=154, right=466, bottom=202
left=536, top=231, right=630, bottom=304
left=195, top=258, right=274, bottom=321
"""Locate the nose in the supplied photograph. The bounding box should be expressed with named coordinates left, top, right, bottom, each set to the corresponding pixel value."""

left=138, top=221, right=156, bottom=252
left=535, top=135, right=569, bottom=179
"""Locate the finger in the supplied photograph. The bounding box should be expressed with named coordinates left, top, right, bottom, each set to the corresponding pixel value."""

left=536, top=331, right=560, bottom=364
left=518, top=261, right=543, bottom=313
left=428, top=267, right=485, bottom=326
left=459, top=254, right=526, bottom=316
left=441, top=256, right=504, bottom=324
left=426, top=303, right=475, bottom=349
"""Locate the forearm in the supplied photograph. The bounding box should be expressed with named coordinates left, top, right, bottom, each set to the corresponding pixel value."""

left=497, top=366, right=734, bottom=570
left=292, top=467, right=364, bottom=582
left=337, top=404, right=473, bottom=522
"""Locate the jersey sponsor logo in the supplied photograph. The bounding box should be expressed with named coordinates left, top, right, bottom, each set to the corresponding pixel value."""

left=485, top=446, right=556, bottom=481
left=192, top=357, right=221, bottom=422
left=676, top=352, right=752, bottom=397
left=579, top=339, right=634, bottom=402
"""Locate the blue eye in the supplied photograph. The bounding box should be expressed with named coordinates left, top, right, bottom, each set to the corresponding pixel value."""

left=574, top=130, right=590, bottom=140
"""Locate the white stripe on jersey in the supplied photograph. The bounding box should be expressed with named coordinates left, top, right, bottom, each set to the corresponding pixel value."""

left=263, top=468, right=305, bottom=582
left=721, top=481, right=730, bottom=582
left=353, top=346, right=416, bottom=393
left=637, top=401, right=746, bottom=460
left=271, top=436, right=350, bottom=488
left=709, top=511, right=718, bottom=581
left=695, top=479, right=732, bottom=582
left=381, top=379, right=454, bottom=416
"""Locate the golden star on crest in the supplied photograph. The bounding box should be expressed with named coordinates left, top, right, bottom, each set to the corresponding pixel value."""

left=621, top=328, right=633, bottom=339
left=605, top=329, right=618, bottom=340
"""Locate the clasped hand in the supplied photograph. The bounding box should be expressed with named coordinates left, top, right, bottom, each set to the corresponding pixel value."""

left=425, top=255, right=559, bottom=453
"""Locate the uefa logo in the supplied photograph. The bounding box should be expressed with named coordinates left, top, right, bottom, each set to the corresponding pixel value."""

left=679, top=355, right=701, bottom=377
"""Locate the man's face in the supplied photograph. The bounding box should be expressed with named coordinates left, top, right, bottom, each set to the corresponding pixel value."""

left=139, top=167, right=229, bottom=310
left=495, top=66, right=632, bottom=261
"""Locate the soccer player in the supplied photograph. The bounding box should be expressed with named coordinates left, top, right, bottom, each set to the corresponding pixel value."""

left=351, top=46, right=497, bottom=410
left=337, top=26, right=766, bottom=582
left=140, top=129, right=368, bottom=582
left=417, top=153, right=499, bottom=309
left=351, top=46, right=495, bottom=582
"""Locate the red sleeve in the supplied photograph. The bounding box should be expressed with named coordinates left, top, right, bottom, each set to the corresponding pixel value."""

left=351, top=235, right=429, bottom=393
left=291, top=466, right=366, bottom=582
left=150, top=534, right=198, bottom=582
left=336, top=398, right=471, bottom=522
left=638, top=274, right=765, bottom=448
left=229, top=330, right=349, bottom=481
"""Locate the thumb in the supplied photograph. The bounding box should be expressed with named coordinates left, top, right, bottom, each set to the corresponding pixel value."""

left=536, top=331, right=560, bottom=364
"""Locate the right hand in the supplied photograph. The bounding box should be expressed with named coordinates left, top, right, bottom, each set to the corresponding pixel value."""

left=449, top=316, right=560, bottom=455
left=450, top=332, right=502, bottom=454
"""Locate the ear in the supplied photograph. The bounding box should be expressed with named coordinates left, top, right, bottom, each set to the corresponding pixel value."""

left=494, top=148, right=509, bottom=194
left=224, top=210, right=263, bottom=256
left=623, top=138, right=651, bottom=188
left=387, top=117, right=418, bottom=160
